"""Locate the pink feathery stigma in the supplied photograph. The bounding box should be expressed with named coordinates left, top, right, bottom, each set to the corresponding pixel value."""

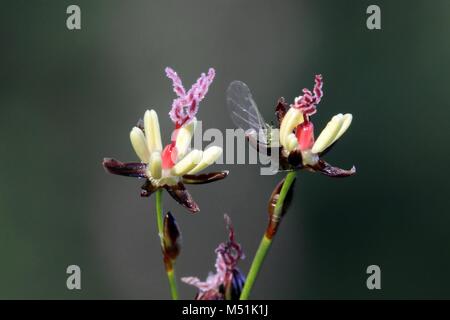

left=217, top=214, right=244, bottom=269
left=165, top=67, right=186, bottom=97
left=313, top=74, right=323, bottom=103
left=181, top=273, right=221, bottom=293
left=167, top=67, right=216, bottom=126
left=181, top=214, right=243, bottom=295
left=181, top=253, right=226, bottom=294
left=293, top=74, right=323, bottom=117
left=293, top=75, right=322, bottom=150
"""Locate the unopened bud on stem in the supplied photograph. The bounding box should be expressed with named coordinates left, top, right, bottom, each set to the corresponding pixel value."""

left=162, top=211, right=181, bottom=263
left=266, top=175, right=295, bottom=239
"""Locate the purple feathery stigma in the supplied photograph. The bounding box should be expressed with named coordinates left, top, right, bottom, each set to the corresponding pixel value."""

left=165, top=67, right=186, bottom=97
left=166, top=67, right=216, bottom=126
left=181, top=214, right=244, bottom=300
left=293, top=74, right=323, bottom=117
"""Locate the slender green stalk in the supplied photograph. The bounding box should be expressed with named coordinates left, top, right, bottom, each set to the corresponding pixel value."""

left=166, top=268, right=179, bottom=300
left=155, top=189, right=179, bottom=300
left=240, top=171, right=297, bottom=300
left=273, top=172, right=296, bottom=217
left=240, top=235, right=271, bottom=300
left=155, top=189, right=164, bottom=238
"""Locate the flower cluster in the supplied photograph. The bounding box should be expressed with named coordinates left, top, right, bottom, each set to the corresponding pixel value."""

left=182, top=215, right=245, bottom=300
left=103, top=68, right=357, bottom=300
left=103, top=67, right=227, bottom=213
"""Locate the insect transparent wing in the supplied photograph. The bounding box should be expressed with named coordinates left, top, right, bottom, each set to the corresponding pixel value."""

left=226, top=81, right=268, bottom=144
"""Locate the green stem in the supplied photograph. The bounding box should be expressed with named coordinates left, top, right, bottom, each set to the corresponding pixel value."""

left=274, top=171, right=296, bottom=218
left=167, top=268, right=179, bottom=300
left=240, top=235, right=271, bottom=300
left=155, top=189, right=179, bottom=300
left=240, top=171, right=297, bottom=300
left=155, top=189, right=164, bottom=238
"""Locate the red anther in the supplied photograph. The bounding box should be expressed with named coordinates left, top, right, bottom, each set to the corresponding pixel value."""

left=296, top=121, right=315, bottom=151
left=162, top=144, right=177, bottom=169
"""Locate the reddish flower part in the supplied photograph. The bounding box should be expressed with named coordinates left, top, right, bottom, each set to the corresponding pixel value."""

left=161, top=144, right=177, bottom=169
left=296, top=121, right=315, bottom=151
left=162, top=211, right=181, bottom=261
left=102, top=158, right=147, bottom=178
left=310, top=159, right=356, bottom=177
left=292, top=74, right=323, bottom=117
left=181, top=171, right=229, bottom=184
left=275, top=97, right=288, bottom=126
left=103, top=157, right=227, bottom=213
left=182, top=215, right=245, bottom=300
left=164, top=182, right=200, bottom=213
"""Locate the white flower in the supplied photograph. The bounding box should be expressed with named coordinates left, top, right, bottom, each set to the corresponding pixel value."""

left=130, top=109, right=223, bottom=187
left=104, top=67, right=228, bottom=213
left=273, top=74, right=355, bottom=177
left=279, top=110, right=352, bottom=166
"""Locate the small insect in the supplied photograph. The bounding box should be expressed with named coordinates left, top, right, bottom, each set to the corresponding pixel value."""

left=226, top=81, right=276, bottom=154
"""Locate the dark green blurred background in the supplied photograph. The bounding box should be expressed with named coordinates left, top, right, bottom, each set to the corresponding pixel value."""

left=0, top=0, right=449, bottom=299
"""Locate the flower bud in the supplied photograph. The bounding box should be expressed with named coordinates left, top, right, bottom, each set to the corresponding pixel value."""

left=223, top=268, right=246, bottom=300
left=266, top=176, right=295, bottom=239
left=162, top=211, right=181, bottom=261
